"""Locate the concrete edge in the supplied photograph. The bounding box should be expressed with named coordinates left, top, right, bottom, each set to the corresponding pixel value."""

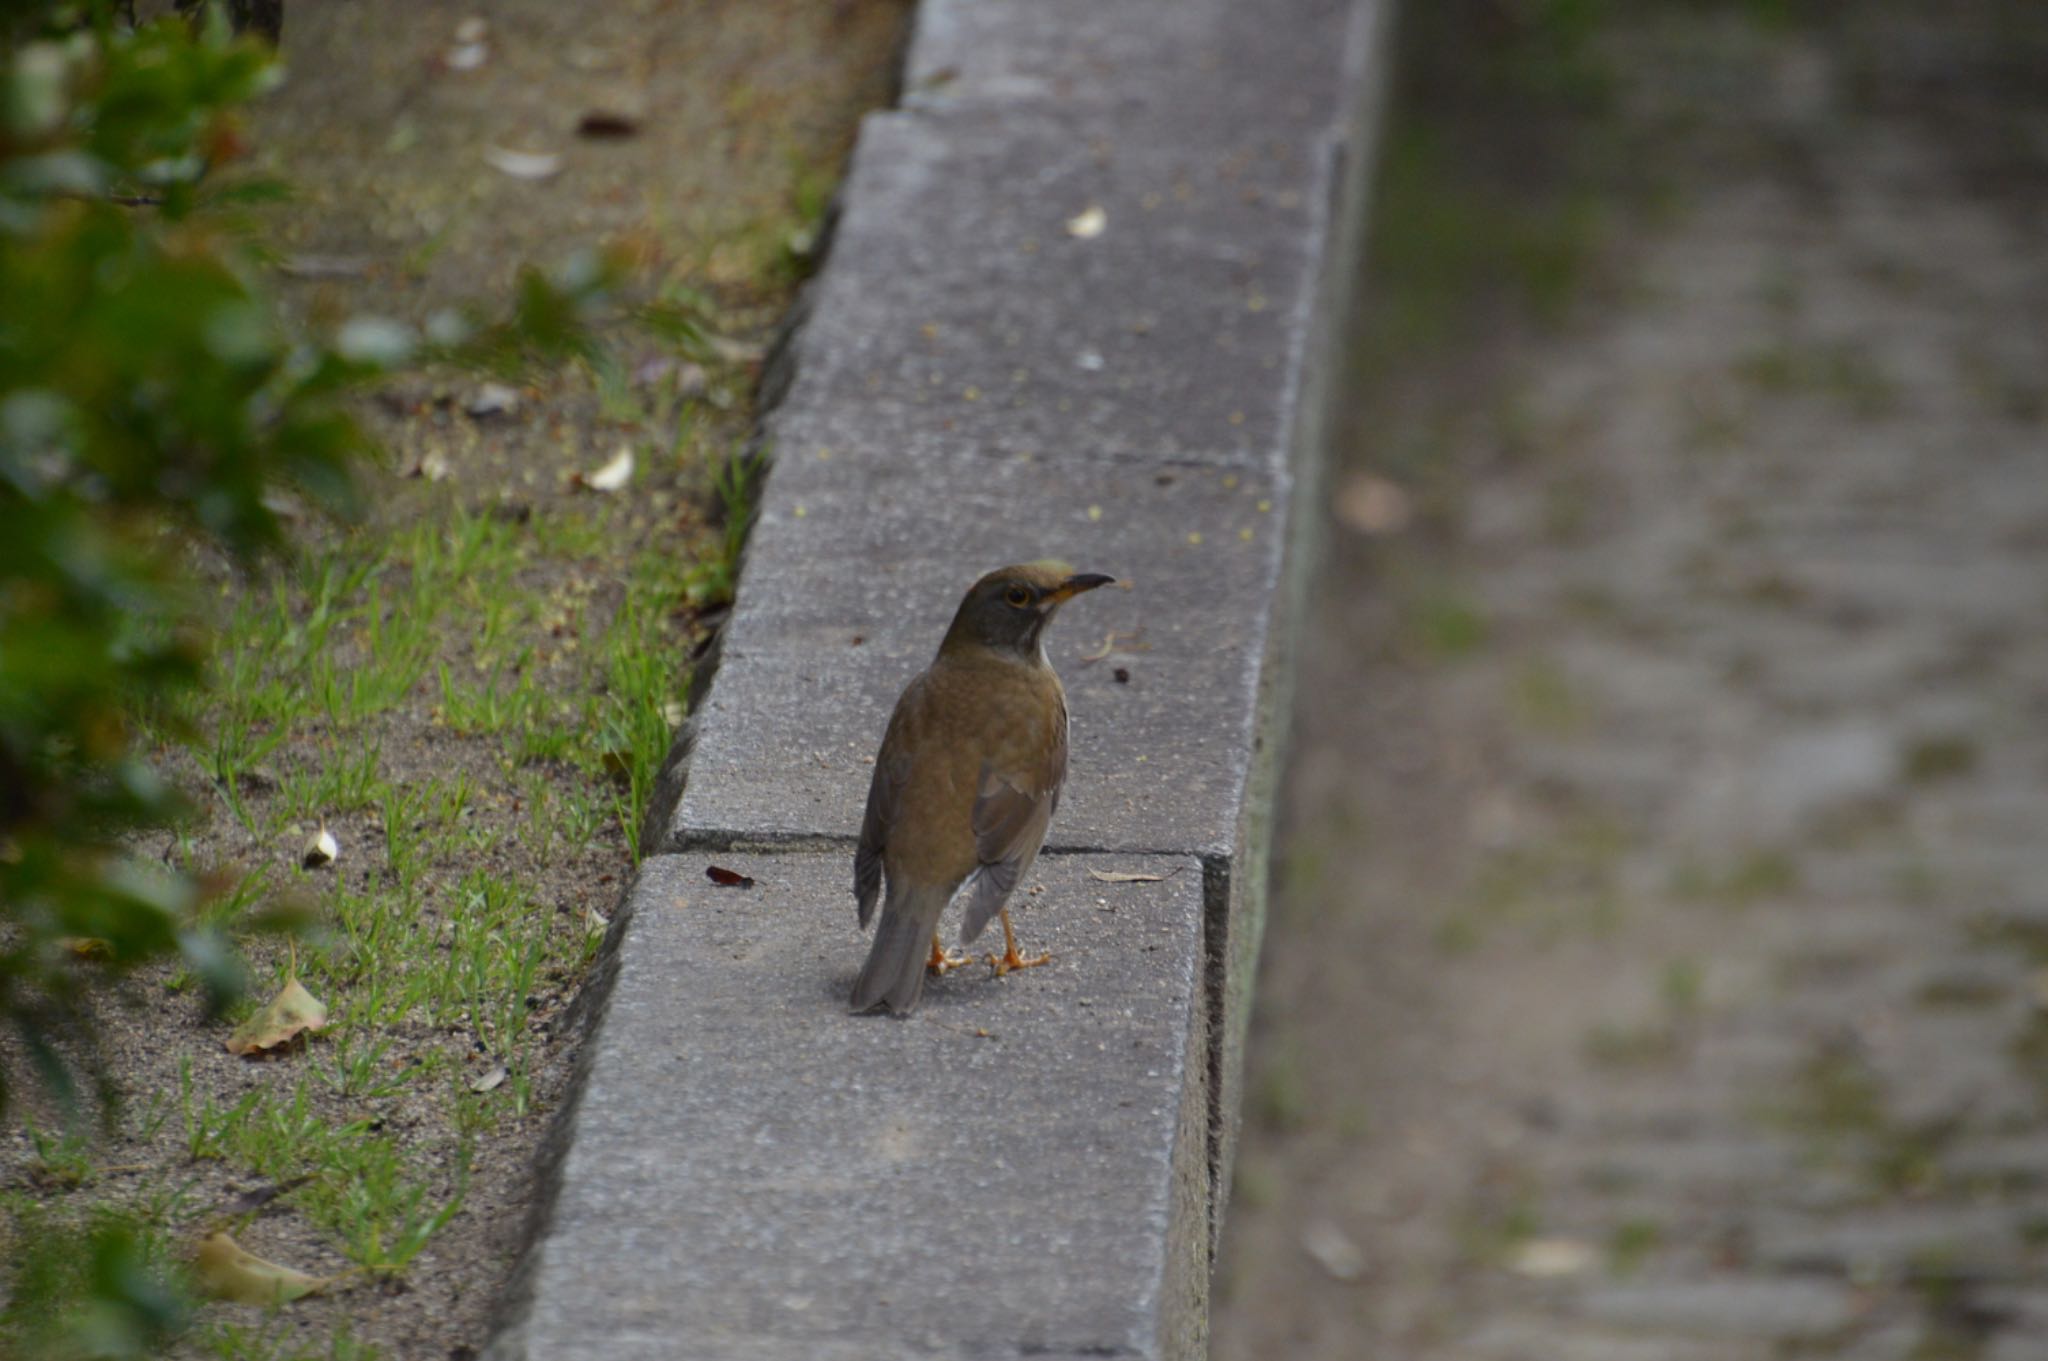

left=499, top=0, right=1397, bottom=1351
left=483, top=873, right=639, bottom=1359
left=1203, top=0, right=1400, bottom=1254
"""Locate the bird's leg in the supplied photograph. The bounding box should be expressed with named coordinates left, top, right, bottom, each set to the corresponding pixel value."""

left=927, top=933, right=974, bottom=975
left=987, top=906, right=1051, bottom=977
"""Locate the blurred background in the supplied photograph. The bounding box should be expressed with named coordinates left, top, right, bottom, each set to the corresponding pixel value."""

left=1215, top=1, right=2048, bottom=1357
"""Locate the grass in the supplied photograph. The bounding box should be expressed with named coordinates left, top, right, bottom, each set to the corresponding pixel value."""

left=0, top=0, right=914, bottom=1344
left=1, top=340, right=754, bottom=1358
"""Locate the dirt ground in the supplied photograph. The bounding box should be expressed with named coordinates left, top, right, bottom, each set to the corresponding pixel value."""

left=0, top=3, right=906, bottom=1358
left=1215, top=3, right=2048, bottom=1359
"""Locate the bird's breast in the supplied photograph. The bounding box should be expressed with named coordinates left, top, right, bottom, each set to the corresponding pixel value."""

left=881, top=655, right=1064, bottom=886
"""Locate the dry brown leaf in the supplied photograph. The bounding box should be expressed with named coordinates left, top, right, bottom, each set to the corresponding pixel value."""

left=576, top=110, right=641, bottom=138
left=1087, top=868, right=1183, bottom=884
left=226, top=977, right=329, bottom=1056
left=195, top=1231, right=330, bottom=1304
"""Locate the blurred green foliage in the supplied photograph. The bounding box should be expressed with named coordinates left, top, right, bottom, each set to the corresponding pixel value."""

left=0, top=3, right=619, bottom=1123
left=0, top=3, right=364, bottom=1118
left=2, top=1206, right=188, bottom=1360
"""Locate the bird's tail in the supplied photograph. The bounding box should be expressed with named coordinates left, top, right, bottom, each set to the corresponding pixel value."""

left=850, top=883, right=950, bottom=1015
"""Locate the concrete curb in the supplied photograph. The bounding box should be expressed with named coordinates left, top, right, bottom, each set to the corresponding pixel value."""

left=492, top=1, right=1391, bottom=1355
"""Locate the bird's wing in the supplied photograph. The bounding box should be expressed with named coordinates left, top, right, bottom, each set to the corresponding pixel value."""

left=959, top=694, right=1068, bottom=942
left=855, top=676, right=924, bottom=927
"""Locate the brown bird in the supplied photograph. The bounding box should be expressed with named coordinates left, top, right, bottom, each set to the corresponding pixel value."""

left=850, top=562, right=1116, bottom=1015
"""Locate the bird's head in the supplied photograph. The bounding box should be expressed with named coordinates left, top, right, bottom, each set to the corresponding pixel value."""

left=939, top=561, right=1117, bottom=661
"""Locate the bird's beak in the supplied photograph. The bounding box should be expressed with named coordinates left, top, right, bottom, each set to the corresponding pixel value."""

left=1045, top=572, right=1117, bottom=605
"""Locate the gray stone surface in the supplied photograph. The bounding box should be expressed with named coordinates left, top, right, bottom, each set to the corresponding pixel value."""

left=903, top=0, right=1361, bottom=132
left=1752, top=1207, right=2026, bottom=1280
left=1211, top=6, right=2048, bottom=1358
left=763, top=112, right=1333, bottom=476
left=501, top=0, right=1389, bottom=1352
left=1578, top=1279, right=1861, bottom=1341
left=761, top=118, right=1318, bottom=476
left=493, top=852, right=1209, bottom=1361
left=660, top=0, right=1384, bottom=862
left=673, top=453, right=1283, bottom=859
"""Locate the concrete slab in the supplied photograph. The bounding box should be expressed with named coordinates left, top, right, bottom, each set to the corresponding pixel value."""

left=667, top=451, right=1283, bottom=859
left=769, top=108, right=1342, bottom=474
left=492, top=852, right=1210, bottom=1361
left=505, top=0, right=1393, bottom=1350
left=904, top=0, right=1362, bottom=138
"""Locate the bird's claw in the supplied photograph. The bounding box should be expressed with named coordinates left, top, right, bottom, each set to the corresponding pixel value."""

left=987, top=946, right=1052, bottom=977
left=926, top=941, right=975, bottom=975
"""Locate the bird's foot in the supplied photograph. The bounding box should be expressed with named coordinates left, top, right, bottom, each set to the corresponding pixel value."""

left=986, top=944, right=1052, bottom=977
left=926, top=939, right=975, bottom=975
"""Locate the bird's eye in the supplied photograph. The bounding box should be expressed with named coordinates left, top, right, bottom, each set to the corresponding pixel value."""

left=1004, top=585, right=1032, bottom=608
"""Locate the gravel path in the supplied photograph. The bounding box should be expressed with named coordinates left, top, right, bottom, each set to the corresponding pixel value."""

left=1214, top=5, right=2048, bottom=1358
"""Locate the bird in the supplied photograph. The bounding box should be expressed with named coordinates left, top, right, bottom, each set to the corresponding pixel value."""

left=849, top=562, right=1116, bottom=1015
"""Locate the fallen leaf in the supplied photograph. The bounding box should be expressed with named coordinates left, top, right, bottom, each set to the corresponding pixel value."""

left=465, top=382, right=520, bottom=418
left=195, top=1231, right=330, bottom=1304
left=1087, top=868, right=1183, bottom=884
left=483, top=145, right=563, bottom=181
left=226, top=977, right=329, bottom=1056
left=407, top=448, right=453, bottom=482
left=1066, top=204, right=1107, bottom=239
left=334, top=317, right=415, bottom=367
left=469, top=1065, right=508, bottom=1093
left=579, top=445, right=634, bottom=493
left=576, top=110, right=640, bottom=138
left=1299, top=1220, right=1366, bottom=1282
left=705, top=865, right=755, bottom=888
left=301, top=826, right=337, bottom=869
left=706, top=334, right=767, bottom=366
left=1333, top=473, right=1412, bottom=536
left=1509, top=1236, right=1596, bottom=1278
